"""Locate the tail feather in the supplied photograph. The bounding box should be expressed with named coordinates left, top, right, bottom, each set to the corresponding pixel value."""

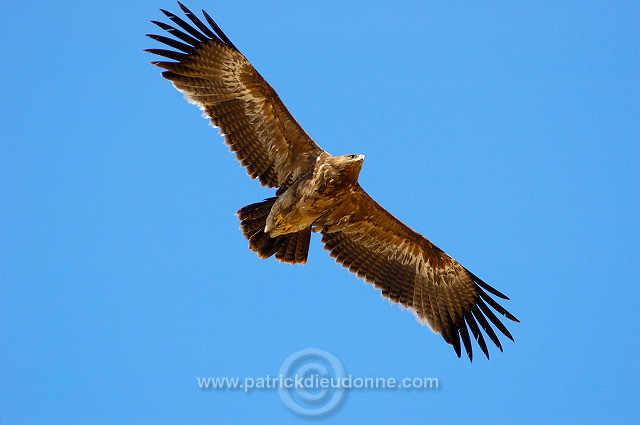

left=237, top=198, right=276, bottom=221
left=237, top=198, right=311, bottom=265
left=275, top=226, right=311, bottom=264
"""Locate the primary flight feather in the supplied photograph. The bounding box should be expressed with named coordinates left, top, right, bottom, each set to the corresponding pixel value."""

left=146, top=2, right=519, bottom=361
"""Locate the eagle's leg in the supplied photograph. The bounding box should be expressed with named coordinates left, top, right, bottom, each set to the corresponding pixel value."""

left=273, top=214, right=293, bottom=232
left=274, top=213, right=284, bottom=227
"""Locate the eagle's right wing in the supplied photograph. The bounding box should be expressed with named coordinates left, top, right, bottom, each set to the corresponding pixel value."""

left=316, top=185, right=519, bottom=361
left=146, top=2, right=325, bottom=189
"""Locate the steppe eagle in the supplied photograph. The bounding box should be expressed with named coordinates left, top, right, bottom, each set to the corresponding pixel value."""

left=146, top=2, right=519, bottom=361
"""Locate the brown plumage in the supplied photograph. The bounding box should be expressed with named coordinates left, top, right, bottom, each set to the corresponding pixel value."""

left=146, top=2, right=519, bottom=361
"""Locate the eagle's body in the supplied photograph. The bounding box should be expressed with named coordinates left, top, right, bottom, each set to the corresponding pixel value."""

left=147, top=2, right=519, bottom=361
left=265, top=154, right=364, bottom=238
left=239, top=153, right=365, bottom=264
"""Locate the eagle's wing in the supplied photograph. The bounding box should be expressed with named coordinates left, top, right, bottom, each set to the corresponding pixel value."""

left=145, top=3, right=324, bottom=189
left=315, top=185, right=519, bottom=361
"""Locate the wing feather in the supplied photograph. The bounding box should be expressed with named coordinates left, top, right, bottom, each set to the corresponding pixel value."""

left=146, top=4, right=324, bottom=189
left=316, top=185, right=518, bottom=360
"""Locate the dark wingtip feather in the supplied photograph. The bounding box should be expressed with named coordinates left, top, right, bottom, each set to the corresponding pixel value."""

left=176, top=0, right=190, bottom=13
left=201, top=8, right=236, bottom=49
left=440, top=326, right=462, bottom=358
left=160, top=71, right=179, bottom=81
left=146, top=33, right=194, bottom=54
left=472, top=306, right=503, bottom=352
left=153, top=20, right=200, bottom=47
left=150, top=20, right=171, bottom=31
left=144, top=48, right=188, bottom=62
left=459, top=323, right=474, bottom=362
left=159, top=9, right=184, bottom=26
left=451, top=330, right=462, bottom=358
left=476, top=298, right=516, bottom=342
left=477, top=286, right=520, bottom=323
left=177, top=1, right=217, bottom=39
left=160, top=7, right=209, bottom=43
left=467, top=270, right=510, bottom=300
left=466, top=313, right=490, bottom=360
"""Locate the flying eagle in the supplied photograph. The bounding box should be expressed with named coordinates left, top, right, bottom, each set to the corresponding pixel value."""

left=146, top=2, right=518, bottom=361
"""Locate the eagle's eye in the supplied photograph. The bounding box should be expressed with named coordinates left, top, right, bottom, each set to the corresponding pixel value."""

left=348, top=154, right=357, bottom=159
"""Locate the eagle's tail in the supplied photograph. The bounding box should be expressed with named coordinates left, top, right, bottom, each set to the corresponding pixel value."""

left=236, top=198, right=311, bottom=265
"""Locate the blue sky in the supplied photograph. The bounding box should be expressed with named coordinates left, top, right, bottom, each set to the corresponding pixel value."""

left=2, top=1, right=639, bottom=423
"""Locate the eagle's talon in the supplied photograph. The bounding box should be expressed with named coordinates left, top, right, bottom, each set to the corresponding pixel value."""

left=274, top=214, right=285, bottom=227
left=273, top=214, right=293, bottom=231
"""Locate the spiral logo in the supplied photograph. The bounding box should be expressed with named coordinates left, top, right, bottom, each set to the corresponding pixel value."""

left=278, top=348, right=347, bottom=417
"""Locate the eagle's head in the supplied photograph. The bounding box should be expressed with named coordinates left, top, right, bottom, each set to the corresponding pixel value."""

left=332, top=153, right=365, bottom=181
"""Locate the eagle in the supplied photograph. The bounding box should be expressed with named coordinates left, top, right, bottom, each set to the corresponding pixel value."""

left=146, top=2, right=519, bottom=361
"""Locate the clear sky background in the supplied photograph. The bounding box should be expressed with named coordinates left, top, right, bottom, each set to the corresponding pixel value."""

left=2, top=1, right=639, bottom=424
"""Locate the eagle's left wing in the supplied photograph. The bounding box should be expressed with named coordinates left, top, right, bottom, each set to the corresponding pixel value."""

left=145, top=3, right=325, bottom=190
left=315, top=185, right=519, bottom=361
